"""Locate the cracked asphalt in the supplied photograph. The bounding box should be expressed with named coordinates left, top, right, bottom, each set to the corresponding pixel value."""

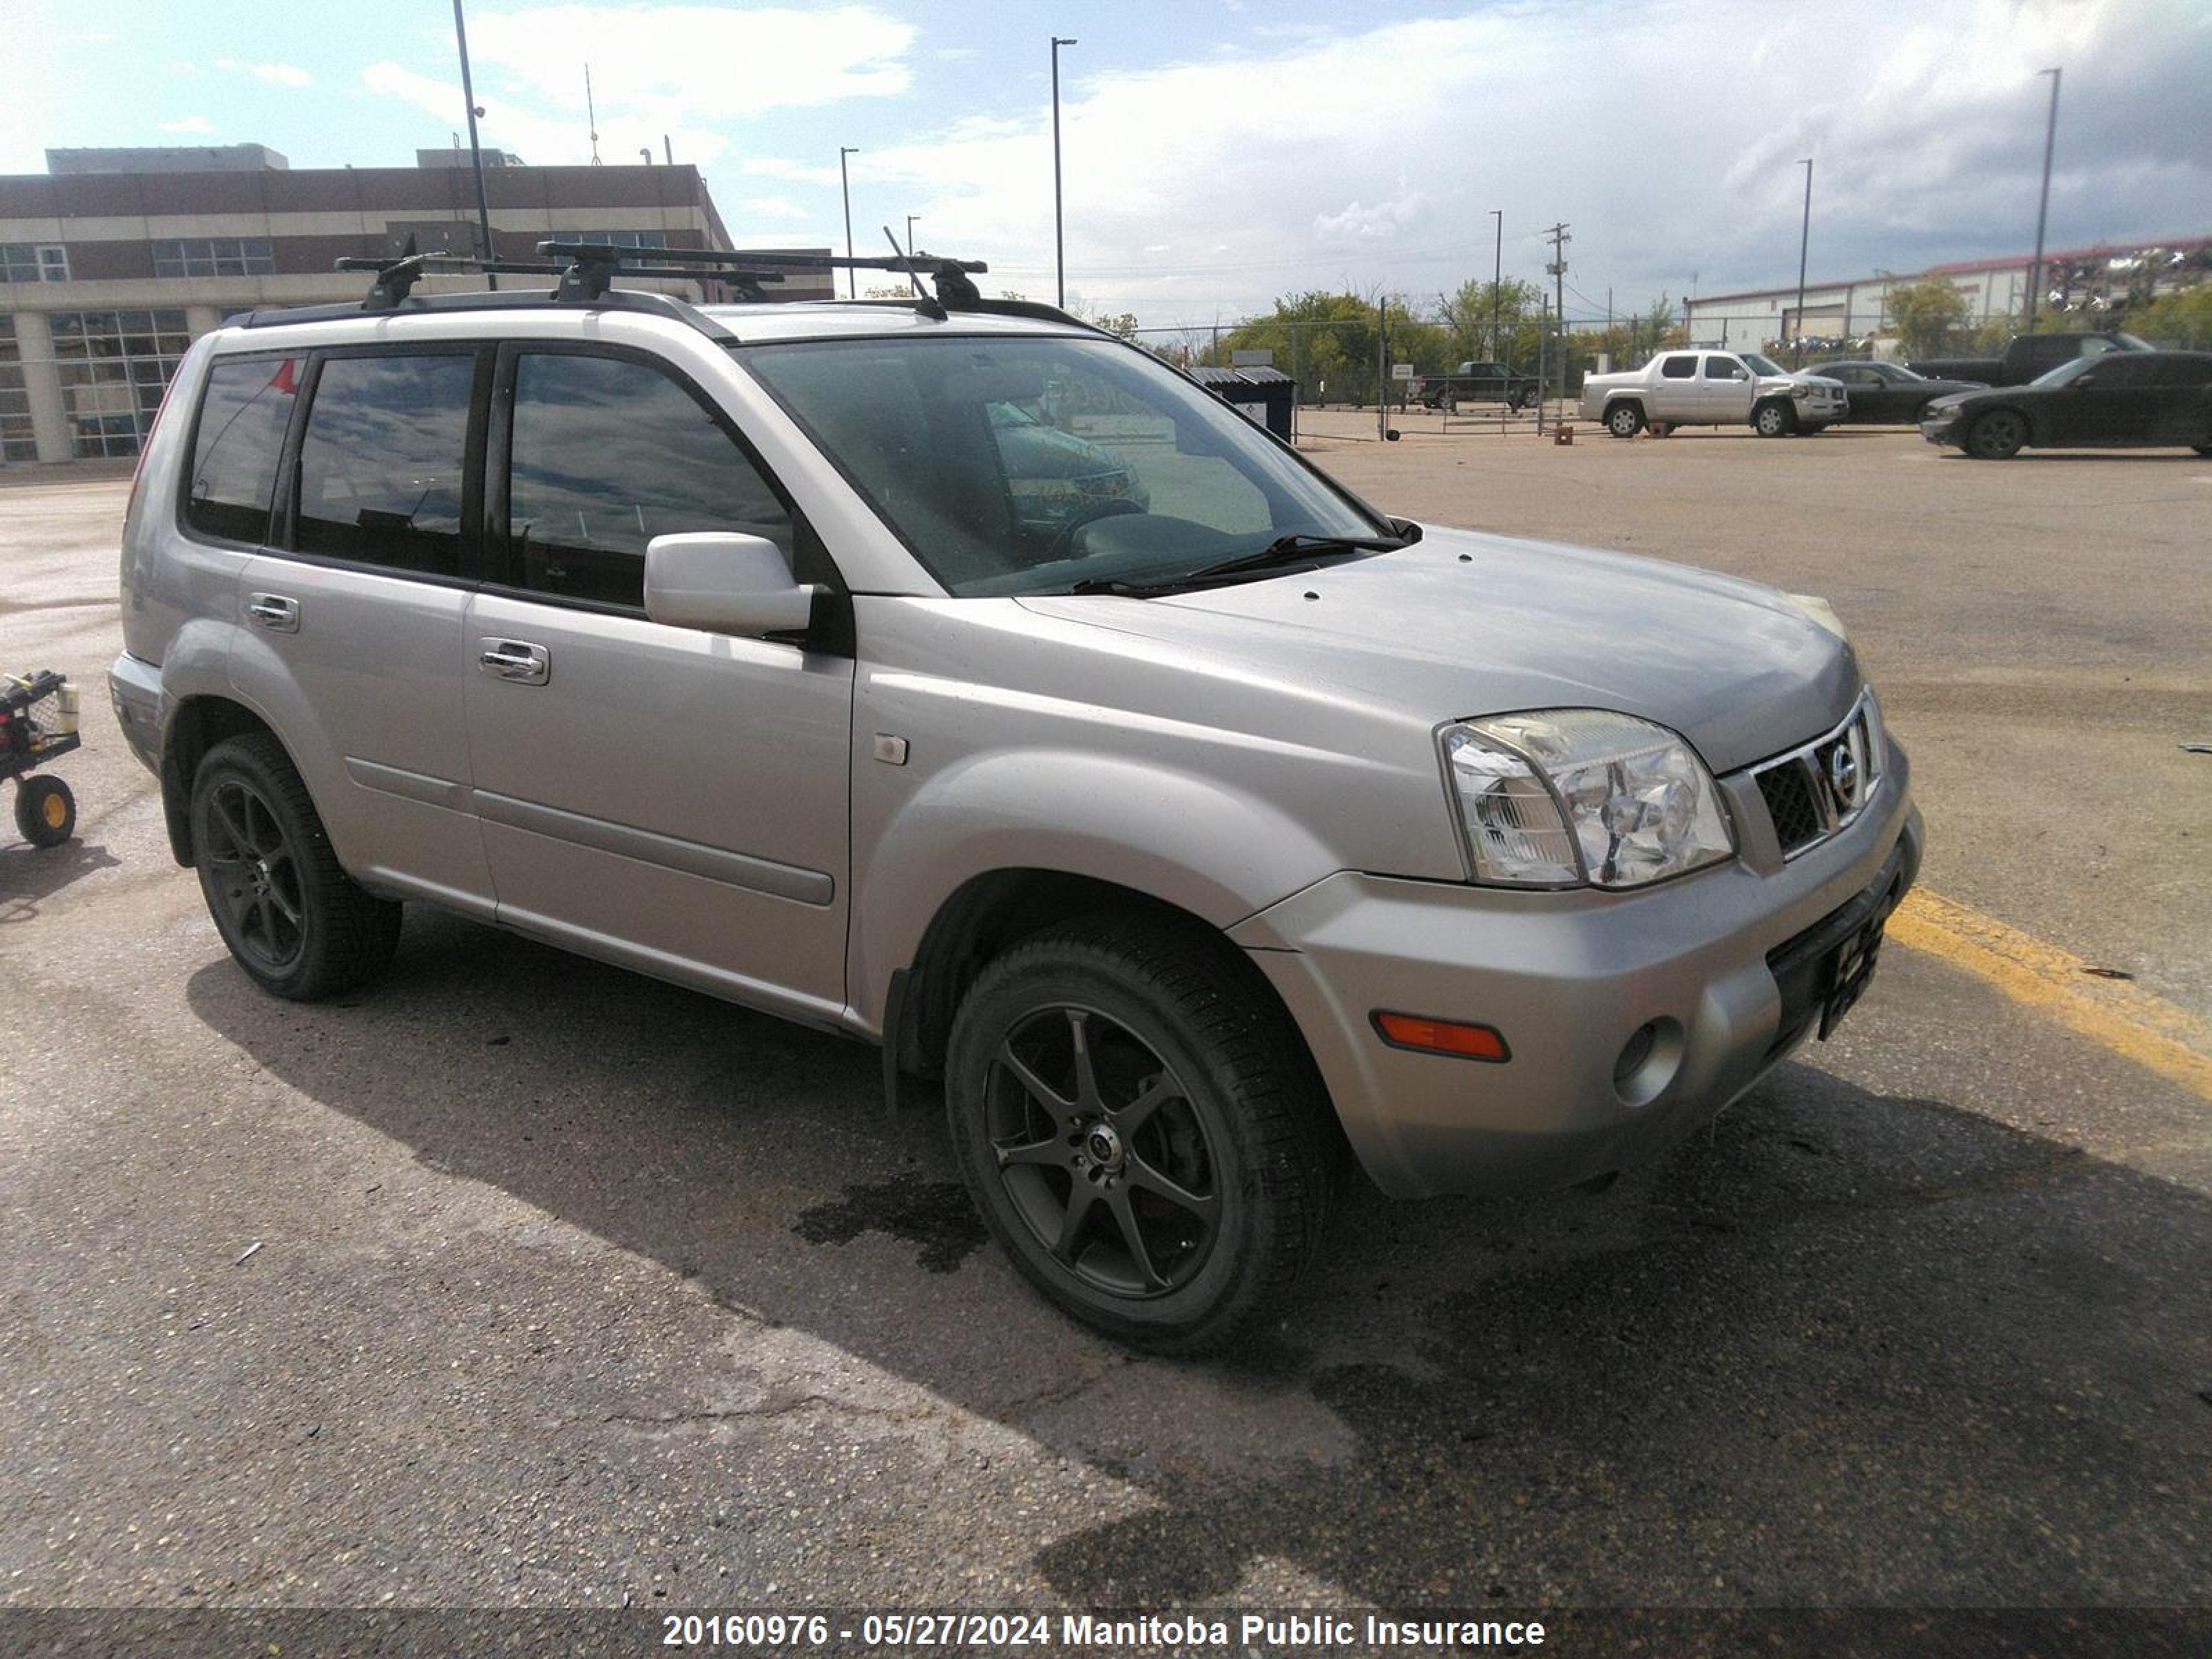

left=2, top=433, right=2208, bottom=1629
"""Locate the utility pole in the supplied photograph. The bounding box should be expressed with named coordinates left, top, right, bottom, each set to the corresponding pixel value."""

left=2027, top=67, right=2061, bottom=329
left=1535, top=297, right=1549, bottom=435
left=451, top=0, right=499, bottom=288
left=1793, top=158, right=1813, bottom=366
left=1488, top=209, right=1502, bottom=359
left=1376, top=297, right=1388, bottom=443
left=906, top=214, right=919, bottom=254
left=1051, top=37, right=1078, bottom=308
left=838, top=146, right=859, bottom=298
left=584, top=64, right=601, bottom=165
left=1543, top=222, right=1570, bottom=423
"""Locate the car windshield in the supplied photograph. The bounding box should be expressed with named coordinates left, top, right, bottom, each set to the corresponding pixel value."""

left=1741, top=352, right=1787, bottom=375
left=2030, top=355, right=2101, bottom=388
left=737, top=335, right=1385, bottom=597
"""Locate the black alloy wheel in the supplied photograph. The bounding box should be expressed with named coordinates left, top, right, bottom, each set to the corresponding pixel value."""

left=984, top=1002, right=1220, bottom=1298
left=946, top=919, right=1334, bottom=1350
left=200, top=774, right=308, bottom=977
left=190, top=733, right=402, bottom=999
left=1967, top=408, right=2027, bottom=460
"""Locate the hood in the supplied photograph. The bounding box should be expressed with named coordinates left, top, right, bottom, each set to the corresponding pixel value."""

left=1020, top=525, right=1861, bottom=775
left=1761, top=370, right=1845, bottom=393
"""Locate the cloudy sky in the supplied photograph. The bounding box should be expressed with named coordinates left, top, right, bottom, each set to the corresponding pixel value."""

left=7, top=0, right=2208, bottom=327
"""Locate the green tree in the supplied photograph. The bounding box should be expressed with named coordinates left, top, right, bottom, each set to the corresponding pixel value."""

left=1438, top=277, right=1542, bottom=367
left=1886, top=276, right=1973, bottom=357
left=2128, top=282, right=2212, bottom=348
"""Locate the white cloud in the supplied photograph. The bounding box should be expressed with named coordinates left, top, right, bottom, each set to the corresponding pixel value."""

left=158, top=116, right=216, bottom=135
left=844, top=0, right=2212, bottom=326
left=216, top=59, right=312, bottom=88
left=362, top=61, right=728, bottom=168
left=740, top=157, right=845, bottom=186
left=738, top=196, right=812, bottom=221
left=464, top=3, right=914, bottom=117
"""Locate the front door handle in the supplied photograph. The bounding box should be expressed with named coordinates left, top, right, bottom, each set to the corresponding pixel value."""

left=477, top=638, right=550, bottom=686
left=245, top=592, right=299, bottom=632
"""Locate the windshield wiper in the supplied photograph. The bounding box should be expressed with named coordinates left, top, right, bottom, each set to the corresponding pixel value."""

left=1068, top=532, right=1406, bottom=598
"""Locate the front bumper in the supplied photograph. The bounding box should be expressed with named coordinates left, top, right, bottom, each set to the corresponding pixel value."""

left=1232, top=746, right=1920, bottom=1198
left=1920, top=415, right=1965, bottom=446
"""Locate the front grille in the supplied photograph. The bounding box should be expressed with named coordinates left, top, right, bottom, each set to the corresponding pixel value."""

left=1758, top=760, right=1825, bottom=854
left=1747, top=694, right=1883, bottom=860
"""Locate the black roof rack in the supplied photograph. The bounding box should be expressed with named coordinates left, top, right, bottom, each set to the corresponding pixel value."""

left=236, top=232, right=1109, bottom=347
left=541, top=228, right=987, bottom=316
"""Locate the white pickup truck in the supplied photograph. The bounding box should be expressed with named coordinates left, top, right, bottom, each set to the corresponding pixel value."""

left=1580, top=349, right=1848, bottom=438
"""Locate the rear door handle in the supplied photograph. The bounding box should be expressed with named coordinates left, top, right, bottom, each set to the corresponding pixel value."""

left=245, top=592, right=299, bottom=632
left=477, top=638, right=550, bottom=686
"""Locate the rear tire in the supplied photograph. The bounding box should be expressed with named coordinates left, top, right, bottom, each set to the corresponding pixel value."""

left=15, top=775, right=74, bottom=847
left=1966, top=409, right=2027, bottom=460
left=2193, top=443, right=2212, bottom=456
left=190, top=733, right=402, bottom=1000
left=1605, top=402, right=1644, bottom=439
left=946, top=917, right=1335, bottom=1352
left=1753, top=400, right=1797, bottom=438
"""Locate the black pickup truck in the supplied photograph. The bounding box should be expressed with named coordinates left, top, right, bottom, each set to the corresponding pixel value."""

left=1409, top=360, right=1539, bottom=411
left=1909, top=330, right=2152, bottom=387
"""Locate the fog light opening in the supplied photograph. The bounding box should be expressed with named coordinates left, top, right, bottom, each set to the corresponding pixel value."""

left=1613, top=1017, right=1684, bottom=1108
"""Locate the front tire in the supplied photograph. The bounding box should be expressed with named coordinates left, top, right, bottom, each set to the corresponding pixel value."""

left=1753, top=400, right=1797, bottom=438
left=946, top=918, right=1335, bottom=1352
left=1966, top=409, right=2027, bottom=460
left=15, top=775, right=75, bottom=847
left=190, top=733, right=402, bottom=1000
left=1605, top=402, right=1644, bottom=439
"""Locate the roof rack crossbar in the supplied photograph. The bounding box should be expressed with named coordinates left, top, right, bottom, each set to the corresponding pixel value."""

left=538, top=238, right=988, bottom=312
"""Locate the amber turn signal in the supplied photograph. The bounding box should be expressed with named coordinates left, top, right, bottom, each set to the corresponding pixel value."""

left=1370, top=1011, right=1511, bottom=1062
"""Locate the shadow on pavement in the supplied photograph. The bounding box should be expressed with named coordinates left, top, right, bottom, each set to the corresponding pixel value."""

left=184, top=906, right=2211, bottom=1607
left=0, top=838, right=123, bottom=924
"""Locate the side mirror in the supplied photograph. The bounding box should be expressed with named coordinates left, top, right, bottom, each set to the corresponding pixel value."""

left=644, top=532, right=819, bottom=638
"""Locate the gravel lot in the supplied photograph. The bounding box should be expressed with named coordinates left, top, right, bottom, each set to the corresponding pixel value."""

left=2, top=430, right=2207, bottom=1635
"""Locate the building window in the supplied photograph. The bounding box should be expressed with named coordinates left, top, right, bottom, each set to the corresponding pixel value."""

left=0, top=316, right=38, bottom=463
left=2, top=243, right=70, bottom=283
left=570, top=230, right=671, bottom=250
left=151, top=238, right=276, bottom=278
left=49, top=309, right=193, bottom=460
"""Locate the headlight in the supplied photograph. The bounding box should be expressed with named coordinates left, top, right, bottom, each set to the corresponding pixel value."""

left=1441, top=710, right=1735, bottom=889
left=1790, top=382, right=1823, bottom=398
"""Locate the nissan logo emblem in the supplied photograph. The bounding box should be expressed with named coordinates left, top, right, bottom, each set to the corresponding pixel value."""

left=1828, top=744, right=1859, bottom=807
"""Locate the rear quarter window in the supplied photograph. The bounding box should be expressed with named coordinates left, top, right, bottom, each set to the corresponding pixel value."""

left=294, top=353, right=476, bottom=577
left=185, top=355, right=301, bottom=544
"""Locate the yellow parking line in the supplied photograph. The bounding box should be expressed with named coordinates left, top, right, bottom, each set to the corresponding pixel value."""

left=1887, top=889, right=2212, bottom=1101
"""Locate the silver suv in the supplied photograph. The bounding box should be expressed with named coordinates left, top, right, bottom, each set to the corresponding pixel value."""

left=111, top=250, right=1920, bottom=1349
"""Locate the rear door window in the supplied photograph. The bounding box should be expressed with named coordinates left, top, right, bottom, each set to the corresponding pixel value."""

left=502, top=350, right=792, bottom=610
left=294, top=353, right=477, bottom=576
left=185, top=355, right=301, bottom=544
left=1660, top=355, right=1698, bottom=379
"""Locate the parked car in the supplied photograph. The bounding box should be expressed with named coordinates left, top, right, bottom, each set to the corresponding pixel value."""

left=112, top=254, right=1921, bottom=1350
left=1409, top=360, right=1538, bottom=413
left=1906, top=329, right=2150, bottom=388
left=1806, top=361, right=1987, bottom=424
left=986, top=400, right=1150, bottom=532
left=1919, top=350, right=2212, bottom=459
left=1578, top=349, right=1849, bottom=437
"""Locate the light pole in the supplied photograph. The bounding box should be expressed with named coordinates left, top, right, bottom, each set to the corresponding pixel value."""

left=838, top=146, right=859, bottom=298
left=1488, top=209, right=1502, bottom=359
left=1051, top=36, right=1077, bottom=308
left=2027, top=67, right=2061, bottom=329
left=1792, top=157, right=1813, bottom=367
left=451, top=0, right=498, bottom=287
left=906, top=214, right=919, bottom=254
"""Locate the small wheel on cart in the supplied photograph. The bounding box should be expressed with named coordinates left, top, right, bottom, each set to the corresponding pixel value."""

left=15, top=774, right=75, bottom=847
